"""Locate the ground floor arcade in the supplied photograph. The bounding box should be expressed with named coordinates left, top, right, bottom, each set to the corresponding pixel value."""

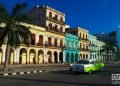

left=63, top=50, right=79, bottom=63
left=0, top=45, right=64, bottom=64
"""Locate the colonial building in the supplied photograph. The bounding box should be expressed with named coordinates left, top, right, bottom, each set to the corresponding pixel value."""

left=95, top=31, right=119, bottom=60
left=73, top=27, right=90, bottom=59
left=88, top=34, right=98, bottom=60
left=63, top=32, right=79, bottom=63
left=27, top=6, right=66, bottom=63
left=96, top=40, right=106, bottom=61
left=0, top=5, right=118, bottom=65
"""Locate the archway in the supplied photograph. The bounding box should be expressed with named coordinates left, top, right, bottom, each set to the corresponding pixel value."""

left=83, top=54, right=85, bottom=59
left=48, top=37, right=52, bottom=46
left=54, top=51, right=58, bottom=63
left=86, top=54, right=88, bottom=59
left=29, top=49, right=36, bottom=64
left=66, top=52, right=69, bottom=63
left=49, top=12, right=52, bottom=18
left=71, top=53, right=74, bottom=63
left=54, top=39, right=57, bottom=47
left=75, top=53, right=78, bottom=62
left=0, top=48, right=2, bottom=64
left=59, top=52, right=63, bottom=63
left=9, top=49, right=14, bottom=64
left=39, top=35, right=43, bottom=46
left=38, top=50, right=44, bottom=64
left=47, top=51, right=52, bottom=63
left=19, top=48, right=27, bottom=64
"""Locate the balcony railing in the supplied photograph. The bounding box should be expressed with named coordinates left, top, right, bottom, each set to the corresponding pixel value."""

left=78, top=48, right=90, bottom=51
left=46, top=16, right=65, bottom=25
left=46, top=27, right=65, bottom=34
left=80, top=38, right=89, bottom=41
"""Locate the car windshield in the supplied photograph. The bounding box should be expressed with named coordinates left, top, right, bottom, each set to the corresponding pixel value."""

left=78, top=60, right=90, bottom=64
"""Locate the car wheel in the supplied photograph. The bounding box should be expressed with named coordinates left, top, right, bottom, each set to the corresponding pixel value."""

left=88, top=70, right=92, bottom=74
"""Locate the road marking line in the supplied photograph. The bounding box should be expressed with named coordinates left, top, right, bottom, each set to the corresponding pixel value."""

left=27, top=71, right=30, bottom=74
left=33, top=71, right=37, bottom=73
left=12, top=73, right=16, bottom=75
left=20, top=72, right=24, bottom=74
left=39, top=70, right=43, bottom=72
left=4, top=73, right=8, bottom=76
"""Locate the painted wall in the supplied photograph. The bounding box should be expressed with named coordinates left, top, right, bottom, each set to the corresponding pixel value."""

left=63, top=33, right=79, bottom=63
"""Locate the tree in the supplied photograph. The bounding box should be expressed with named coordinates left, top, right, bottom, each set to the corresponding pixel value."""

left=100, top=42, right=115, bottom=63
left=0, top=3, right=31, bottom=72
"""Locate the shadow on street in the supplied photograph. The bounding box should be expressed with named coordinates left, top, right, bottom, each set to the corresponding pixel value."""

left=0, top=76, right=111, bottom=86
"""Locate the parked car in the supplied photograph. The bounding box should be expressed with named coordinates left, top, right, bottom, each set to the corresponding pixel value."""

left=69, top=59, right=104, bottom=74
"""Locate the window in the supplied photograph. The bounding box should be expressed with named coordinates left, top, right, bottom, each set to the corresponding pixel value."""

left=55, top=25, right=58, bottom=31
left=86, top=35, right=87, bottom=39
left=48, top=23, right=52, bottom=29
left=60, top=16, right=63, bottom=22
left=60, top=26, right=63, bottom=32
left=49, top=12, right=52, bottom=19
left=31, top=34, right=35, bottom=45
left=55, top=14, right=58, bottom=20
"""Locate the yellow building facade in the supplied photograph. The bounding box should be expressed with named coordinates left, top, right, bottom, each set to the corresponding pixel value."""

left=0, top=6, right=66, bottom=65
left=77, top=27, right=90, bottom=59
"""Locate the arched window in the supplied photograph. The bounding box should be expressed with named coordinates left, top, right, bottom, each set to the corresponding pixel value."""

left=54, top=39, right=57, bottom=47
left=48, top=23, right=52, bottom=29
left=49, top=12, right=52, bottom=19
left=60, top=26, right=63, bottom=32
left=39, top=35, right=43, bottom=46
left=48, top=37, right=52, bottom=46
left=83, top=34, right=85, bottom=39
left=60, top=17, right=63, bottom=22
left=55, top=14, right=58, bottom=20
left=31, top=34, right=35, bottom=45
left=60, top=40, right=63, bottom=47
left=86, top=35, right=87, bottom=39
left=86, top=54, right=88, bottom=59
left=55, top=25, right=58, bottom=31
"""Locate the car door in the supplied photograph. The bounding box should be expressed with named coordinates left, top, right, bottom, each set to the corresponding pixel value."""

left=93, top=61, right=99, bottom=71
left=94, top=61, right=101, bottom=71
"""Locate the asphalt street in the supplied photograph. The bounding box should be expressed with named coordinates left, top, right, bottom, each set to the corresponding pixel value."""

left=0, top=64, right=120, bottom=86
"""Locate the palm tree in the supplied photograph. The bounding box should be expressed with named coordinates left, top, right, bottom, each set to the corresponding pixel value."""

left=100, top=42, right=115, bottom=63
left=0, top=3, right=32, bottom=72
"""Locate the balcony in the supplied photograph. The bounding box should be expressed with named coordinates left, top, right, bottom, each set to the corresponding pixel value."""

left=46, top=16, right=65, bottom=25
left=46, top=27, right=65, bottom=34
left=79, top=48, right=90, bottom=51
left=44, top=42, right=65, bottom=48
left=80, top=38, right=89, bottom=41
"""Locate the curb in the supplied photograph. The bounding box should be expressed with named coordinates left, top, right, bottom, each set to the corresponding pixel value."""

left=0, top=70, right=45, bottom=76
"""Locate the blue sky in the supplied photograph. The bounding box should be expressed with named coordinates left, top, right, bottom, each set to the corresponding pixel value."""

left=0, top=0, right=120, bottom=34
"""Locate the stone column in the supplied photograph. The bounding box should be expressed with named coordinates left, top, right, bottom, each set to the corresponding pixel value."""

left=14, top=48, right=20, bottom=64
left=57, top=52, right=60, bottom=63
left=35, top=34, right=39, bottom=45
left=43, top=35, right=47, bottom=63
left=35, top=48, right=38, bottom=64
left=63, top=51, right=66, bottom=63
left=69, top=53, right=71, bottom=63
left=52, top=52, right=54, bottom=63
left=2, top=45, right=6, bottom=64
left=27, top=48, right=30, bottom=64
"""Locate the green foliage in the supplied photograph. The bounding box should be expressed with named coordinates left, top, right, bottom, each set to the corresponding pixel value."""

left=0, top=3, right=32, bottom=48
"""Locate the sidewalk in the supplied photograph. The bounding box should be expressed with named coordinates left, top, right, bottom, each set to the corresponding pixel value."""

left=0, top=63, right=70, bottom=76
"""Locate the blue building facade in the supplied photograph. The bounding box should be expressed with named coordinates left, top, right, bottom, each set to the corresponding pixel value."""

left=63, top=33, right=79, bottom=63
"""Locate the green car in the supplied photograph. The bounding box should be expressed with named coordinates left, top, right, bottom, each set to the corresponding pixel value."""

left=69, top=59, right=104, bottom=74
